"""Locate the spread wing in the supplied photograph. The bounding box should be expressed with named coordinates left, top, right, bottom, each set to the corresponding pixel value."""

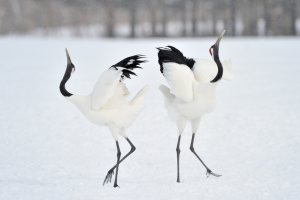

left=162, top=62, right=194, bottom=102
left=192, top=58, right=234, bottom=82
left=91, top=55, right=146, bottom=111
left=157, top=46, right=195, bottom=102
left=91, top=68, right=122, bottom=111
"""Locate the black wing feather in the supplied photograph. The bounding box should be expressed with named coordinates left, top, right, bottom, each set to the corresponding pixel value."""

left=111, top=55, right=147, bottom=79
left=157, top=46, right=195, bottom=74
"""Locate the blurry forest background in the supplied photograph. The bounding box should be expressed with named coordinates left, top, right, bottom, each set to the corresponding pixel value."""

left=0, top=0, right=299, bottom=37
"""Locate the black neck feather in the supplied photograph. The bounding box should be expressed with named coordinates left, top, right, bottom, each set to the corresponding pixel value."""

left=60, top=65, right=73, bottom=97
left=210, top=46, right=223, bottom=83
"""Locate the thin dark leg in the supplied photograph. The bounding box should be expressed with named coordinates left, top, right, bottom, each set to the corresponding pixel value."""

left=176, top=135, right=181, bottom=182
left=190, top=133, right=221, bottom=177
left=113, top=141, right=121, bottom=188
left=103, top=138, right=136, bottom=185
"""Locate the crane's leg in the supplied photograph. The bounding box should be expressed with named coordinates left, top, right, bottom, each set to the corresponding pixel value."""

left=176, top=117, right=187, bottom=183
left=103, top=128, right=136, bottom=186
left=113, top=141, right=121, bottom=188
left=105, top=123, right=122, bottom=188
left=103, top=138, right=136, bottom=185
left=176, top=135, right=181, bottom=182
left=190, top=117, right=221, bottom=177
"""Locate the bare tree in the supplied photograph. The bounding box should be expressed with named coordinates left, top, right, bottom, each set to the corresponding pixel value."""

left=105, top=0, right=115, bottom=37
left=150, top=0, right=158, bottom=37
left=230, top=0, right=236, bottom=36
left=191, top=0, right=198, bottom=37
left=290, top=0, right=297, bottom=35
left=162, top=0, right=167, bottom=37
left=264, top=0, right=271, bottom=35
left=128, top=0, right=138, bottom=38
left=0, top=0, right=299, bottom=37
left=181, top=0, right=188, bottom=37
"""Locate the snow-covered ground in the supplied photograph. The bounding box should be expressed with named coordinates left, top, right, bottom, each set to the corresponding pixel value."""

left=0, top=37, right=299, bottom=199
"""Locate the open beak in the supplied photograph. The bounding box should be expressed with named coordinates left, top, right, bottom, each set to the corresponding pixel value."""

left=214, top=30, right=225, bottom=47
left=65, top=48, right=72, bottom=65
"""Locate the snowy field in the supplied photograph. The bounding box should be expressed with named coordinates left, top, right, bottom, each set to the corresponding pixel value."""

left=0, top=37, right=300, bottom=200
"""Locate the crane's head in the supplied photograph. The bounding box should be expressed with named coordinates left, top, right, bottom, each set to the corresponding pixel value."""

left=209, top=30, right=225, bottom=60
left=65, top=48, right=75, bottom=76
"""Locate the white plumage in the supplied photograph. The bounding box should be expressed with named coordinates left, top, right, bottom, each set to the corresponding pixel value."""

left=159, top=59, right=234, bottom=122
left=91, top=67, right=123, bottom=111
left=67, top=70, right=149, bottom=133
left=59, top=50, right=149, bottom=188
left=157, top=30, right=234, bottom=182
left=193, top=58, right=234, bottom=82
left=163, top=62, right=194, bottom=102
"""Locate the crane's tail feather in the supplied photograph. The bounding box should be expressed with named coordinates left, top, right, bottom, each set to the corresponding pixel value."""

left=113, top=85, right=149, bottom=129
left=131, top=85, right=150, bottom=105
left=159, top=84, right=175, bottom=103
left=158, top=84, right=181, bottom=123
left=221, top=58, right=234, bottom=81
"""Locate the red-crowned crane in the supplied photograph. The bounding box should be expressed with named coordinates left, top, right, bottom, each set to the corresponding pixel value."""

left=60, top=49, right=149, bottom=187
left=157, top=30, right=234, bottom=182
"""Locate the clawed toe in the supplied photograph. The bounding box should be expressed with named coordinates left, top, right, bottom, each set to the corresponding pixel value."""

left=206, top=169, right=222, bottom=178
left=103, top=170, right=114, bottom=186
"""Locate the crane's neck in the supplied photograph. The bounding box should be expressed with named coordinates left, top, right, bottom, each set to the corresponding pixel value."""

left=211, top=46, right=223, bottom=83
left=60, top=65, right=73, bottom=97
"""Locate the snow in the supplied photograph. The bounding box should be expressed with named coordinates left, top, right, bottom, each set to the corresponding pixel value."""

left=0, top=37, right=300, bottom=199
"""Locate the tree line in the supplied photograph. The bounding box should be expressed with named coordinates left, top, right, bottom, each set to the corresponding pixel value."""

left=0, top=0, right=298, bottom=37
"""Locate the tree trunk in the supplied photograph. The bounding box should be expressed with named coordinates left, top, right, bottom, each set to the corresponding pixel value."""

left=106, top=0, right=114, bottom=37
left=270, top=3, right=277, bottom=36
left=129, top=3, right=137, bottom=38
left=230, top=0, right=236, bottom=36
left=290, top=0, right=297, bottom=35
left=150, top=0, right=157, bottom=37
left=182, top=0, right=187, bottom=37
left=264, top=0, right=271, bottom=36
left=191, top=0, right=197, bottom=37
left=212, top=0, right=217, bottom=36
left=162, top=0, right=167, bottom=37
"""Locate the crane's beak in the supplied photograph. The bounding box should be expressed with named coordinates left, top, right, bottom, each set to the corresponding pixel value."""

left=65, top=48, right=72, bottom=65
left=214, top=30, right=225, bottom=47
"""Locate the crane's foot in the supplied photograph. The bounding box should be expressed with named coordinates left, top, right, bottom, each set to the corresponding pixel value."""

left=103, top=169, right=114, bottom=185
left=206, top=169, right=222, bottom=178
left=113, top=184, right=120, bottom=188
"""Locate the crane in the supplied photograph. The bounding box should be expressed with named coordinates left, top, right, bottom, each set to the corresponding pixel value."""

left=157, top=30, right=234, bottom=182
left=60, top=49, right=149, bottom=187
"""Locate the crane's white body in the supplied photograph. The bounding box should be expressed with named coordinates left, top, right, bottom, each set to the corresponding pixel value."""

left=60, top=52, right=148, bottom=187
left=66, top=67, right=149, bottom=140
left=159, top=59, right=234, bottom=134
